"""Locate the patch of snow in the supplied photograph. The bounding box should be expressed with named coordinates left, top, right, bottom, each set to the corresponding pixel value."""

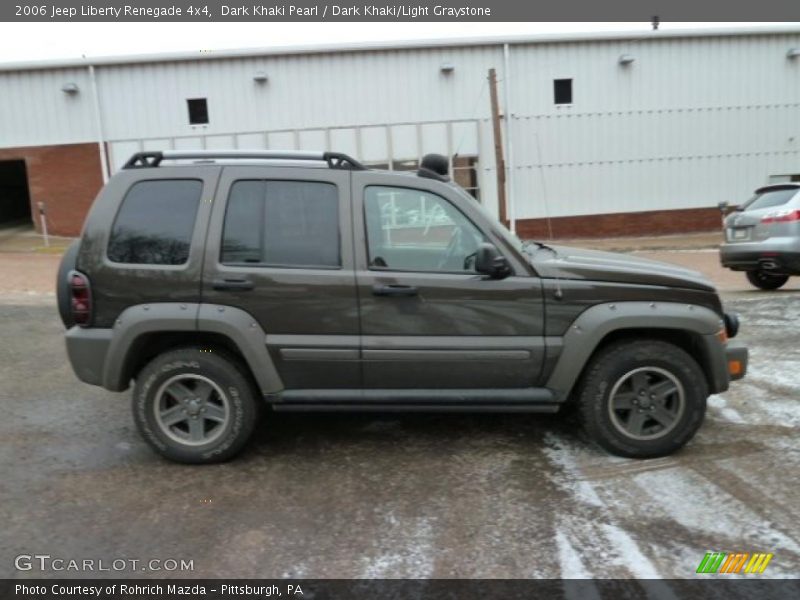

left=634, top=469, right=800, bottom=556
left=555, top=529, right=595, bottom=580
left=601, top=524, right=667, bottom=582
left=360, top=514, right=435, bottom=578
left=708, top=396, right=746, bottom=424
left=707, top=395, right=727, bottom=409
left=720, top=408, right=745, bottom=424
left=542, top=432, right=605, bottom=508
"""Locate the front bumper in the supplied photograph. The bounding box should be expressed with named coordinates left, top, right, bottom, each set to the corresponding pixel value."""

left=725, top=341, right=748, bottom=382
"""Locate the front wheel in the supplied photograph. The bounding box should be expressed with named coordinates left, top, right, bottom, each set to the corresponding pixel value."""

left=746, top=270, right=789, bottom=290
left=132, top=347, right=259, bottom=464
left=575, top=339, right=708, bottom=458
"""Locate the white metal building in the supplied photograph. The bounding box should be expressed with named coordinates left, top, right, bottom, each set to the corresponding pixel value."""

left=1, top=25, right=799, bottom=237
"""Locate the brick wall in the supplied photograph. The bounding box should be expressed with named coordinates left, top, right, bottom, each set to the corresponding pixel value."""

left=515, top=207, right=722, bottom=240
left=0, top=143, right=104, bottom=237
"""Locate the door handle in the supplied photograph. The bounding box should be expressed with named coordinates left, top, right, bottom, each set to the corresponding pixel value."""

left=372, top=284, right=418, bottom=297
left=212, top=278, right=255, bottom=291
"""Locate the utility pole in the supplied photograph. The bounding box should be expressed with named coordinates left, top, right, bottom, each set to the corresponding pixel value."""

left=488, top=68, right=507, bottom=225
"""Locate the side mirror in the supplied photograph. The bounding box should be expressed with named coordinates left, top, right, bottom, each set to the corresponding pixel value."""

left=475, top=243, right=511, bottom=279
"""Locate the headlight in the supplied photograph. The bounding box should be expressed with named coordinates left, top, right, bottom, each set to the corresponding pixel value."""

left=724, top=312, right=740, bottom=339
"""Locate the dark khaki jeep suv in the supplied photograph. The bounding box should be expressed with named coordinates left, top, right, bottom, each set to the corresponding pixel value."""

left=58, top=150, right=748, bottom=463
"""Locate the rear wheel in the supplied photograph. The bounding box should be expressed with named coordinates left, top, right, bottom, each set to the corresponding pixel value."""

left=575, top=339, right=708, bottom=458
left=133, top=347, right=259, bottom=464
left=746, top=270, right=789, bottom=290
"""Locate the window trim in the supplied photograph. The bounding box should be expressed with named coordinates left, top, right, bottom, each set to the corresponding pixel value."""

left=219, top=178, right=343, bottom=270
left=106, top=178, right=204, bottom=268
left=362, top=184, right=494, bottom=276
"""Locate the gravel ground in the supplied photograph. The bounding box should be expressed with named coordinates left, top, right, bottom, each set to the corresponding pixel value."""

left=1, top=248, right=799, bottom=581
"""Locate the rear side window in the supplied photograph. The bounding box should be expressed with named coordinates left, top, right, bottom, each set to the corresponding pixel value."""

left=221, top=180, right=339, bottom=268
left=107, top=179, right=202, bottom=265
left=744, top=188, right=799, bottom=211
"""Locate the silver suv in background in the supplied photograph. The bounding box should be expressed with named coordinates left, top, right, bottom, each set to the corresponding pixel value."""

left=720, top=183, right=800, bottom=290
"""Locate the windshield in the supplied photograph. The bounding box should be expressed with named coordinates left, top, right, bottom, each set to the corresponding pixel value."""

left=742, top=188, right=799, bottom=211
left=448, top=183, right=524, bottom=253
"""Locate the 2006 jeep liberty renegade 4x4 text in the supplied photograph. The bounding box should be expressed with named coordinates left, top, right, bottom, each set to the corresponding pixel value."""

left=58, top=150, right=748, bottom=463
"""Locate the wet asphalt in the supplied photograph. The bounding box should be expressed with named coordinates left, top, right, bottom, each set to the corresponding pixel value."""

left=1, top=289, right=799, bottom=580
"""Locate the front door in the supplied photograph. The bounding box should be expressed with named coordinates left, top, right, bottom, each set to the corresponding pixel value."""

left=203, top=166, right=359, bottom=389
left=352, top=173, right=546, bottom=389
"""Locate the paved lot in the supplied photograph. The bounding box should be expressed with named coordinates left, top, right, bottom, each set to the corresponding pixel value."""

left=1, top=243, right=799, bottom=580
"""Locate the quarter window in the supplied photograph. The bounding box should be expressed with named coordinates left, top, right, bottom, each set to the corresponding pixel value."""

left=364, top=186, right=487, bottom=273
left=107, top=179, right=202, bottom=265
left=221, top=180, right=340, bottom=268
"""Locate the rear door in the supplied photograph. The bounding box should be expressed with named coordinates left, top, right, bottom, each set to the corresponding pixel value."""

left=352, top=172, right=546, bottom=389
left=202, top=166, right=359, bottom=389
left=81, top=166, right=220, bottom=327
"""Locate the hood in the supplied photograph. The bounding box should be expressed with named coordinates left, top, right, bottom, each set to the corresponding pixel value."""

left=528, top=245, right=716, bottom=292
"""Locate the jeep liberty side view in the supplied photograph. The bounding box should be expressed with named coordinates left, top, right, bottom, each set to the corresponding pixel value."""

left=59, top=150, right=748, bottom=463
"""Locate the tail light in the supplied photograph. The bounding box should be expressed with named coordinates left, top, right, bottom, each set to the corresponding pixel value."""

left=761, top=209, right=800, bottom=224
left=69, top=271, right=92, bottom=327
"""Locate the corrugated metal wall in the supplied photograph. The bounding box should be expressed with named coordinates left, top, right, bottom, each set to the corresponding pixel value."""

left=2, top=31, right=799, bottom=222
left=506, top=33, right=800, bottom=218
left=0, top=66, right=96, bottom=147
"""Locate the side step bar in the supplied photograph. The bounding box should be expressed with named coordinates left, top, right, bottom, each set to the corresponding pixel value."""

left=269, top=388, right=560, bottom=413
left=273, top=404, right=559, bottom=413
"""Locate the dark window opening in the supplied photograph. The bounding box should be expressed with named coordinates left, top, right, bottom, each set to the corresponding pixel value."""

left=452, top=156, right=480, bottom=201
left=554, top=79, right=572, bottom=105
left=0, top=159, right=32, bottom=226
left=108, top=179, right=202, bottom=265
left=364, top=156, right=481, bottom=202
left=187, top=98, right=209, bottom=125
left=221, top=180, right=340, bottom=268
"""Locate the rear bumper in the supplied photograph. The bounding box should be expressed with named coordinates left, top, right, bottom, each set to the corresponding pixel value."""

left=720, top=244, right=800, bottom=274
left=65, top=326, right=112, bottom=387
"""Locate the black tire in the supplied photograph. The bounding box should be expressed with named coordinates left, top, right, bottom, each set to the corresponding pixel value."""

left=746, top=270, right=789, bottom=290
left=575, top=339, right=708, bottom=459
left=132, top=347, right=259, bottom=464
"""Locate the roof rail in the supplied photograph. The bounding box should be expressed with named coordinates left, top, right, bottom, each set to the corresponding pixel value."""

left=122, top=150, right=367, bottom=171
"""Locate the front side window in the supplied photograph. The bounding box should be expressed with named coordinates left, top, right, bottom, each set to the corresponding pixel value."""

left=107, top=179, right=202, bottom=265
left=221, top=180, right=340, bottom=268
left=364, top=186, right=487, bottom=273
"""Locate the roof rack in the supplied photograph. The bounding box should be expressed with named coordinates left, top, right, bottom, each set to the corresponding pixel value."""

left=122, top=150, right=367, bottom=171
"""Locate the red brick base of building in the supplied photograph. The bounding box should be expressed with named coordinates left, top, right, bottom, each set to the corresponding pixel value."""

left=515, top=207, right=722, bottom=240
left=0, top=142, right=104, bottom=237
